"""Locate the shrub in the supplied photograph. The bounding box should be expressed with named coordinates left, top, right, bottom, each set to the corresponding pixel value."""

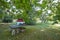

left=2, top=16, right=13, bottom=23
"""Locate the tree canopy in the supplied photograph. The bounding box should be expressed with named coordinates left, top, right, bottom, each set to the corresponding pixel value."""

left=0, top=0, right=60, bottom=24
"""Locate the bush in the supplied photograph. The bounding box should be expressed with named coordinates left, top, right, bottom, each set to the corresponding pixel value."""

left=52, top=21, right=58, bottom=25
left=25, top=19, right=36, bottom=25
left=2, top=16, right=13, bottom=23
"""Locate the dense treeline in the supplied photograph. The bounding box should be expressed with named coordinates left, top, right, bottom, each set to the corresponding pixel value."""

left=0, top=0, right=60, bottom=24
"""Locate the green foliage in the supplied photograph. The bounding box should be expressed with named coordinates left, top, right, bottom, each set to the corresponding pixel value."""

left=0, top=0, right=9, bottom=8
left=12, top=0, right=32, bottom=10
left=40, top=0, right=47, bottom=9
left=53, top=14, right=60, bottom=21
left=2, top=15, right=13, bottom=23
left=0, top=0, right=60, bottom=23
left=53, top=2, right=60, bottom=21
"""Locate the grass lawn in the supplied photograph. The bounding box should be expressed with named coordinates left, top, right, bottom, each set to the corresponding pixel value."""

left=0, top=23, right=60, bottom=40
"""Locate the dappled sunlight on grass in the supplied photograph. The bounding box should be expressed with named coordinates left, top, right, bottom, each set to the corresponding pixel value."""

left=40, top=29, right=45, bottom=31
left=48, top=24, right=60, bottom=30
left=54, top=24, right=60, bottom=26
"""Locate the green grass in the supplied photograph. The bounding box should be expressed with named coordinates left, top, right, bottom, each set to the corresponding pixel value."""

left=0, top=23, right=60, bottom=40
